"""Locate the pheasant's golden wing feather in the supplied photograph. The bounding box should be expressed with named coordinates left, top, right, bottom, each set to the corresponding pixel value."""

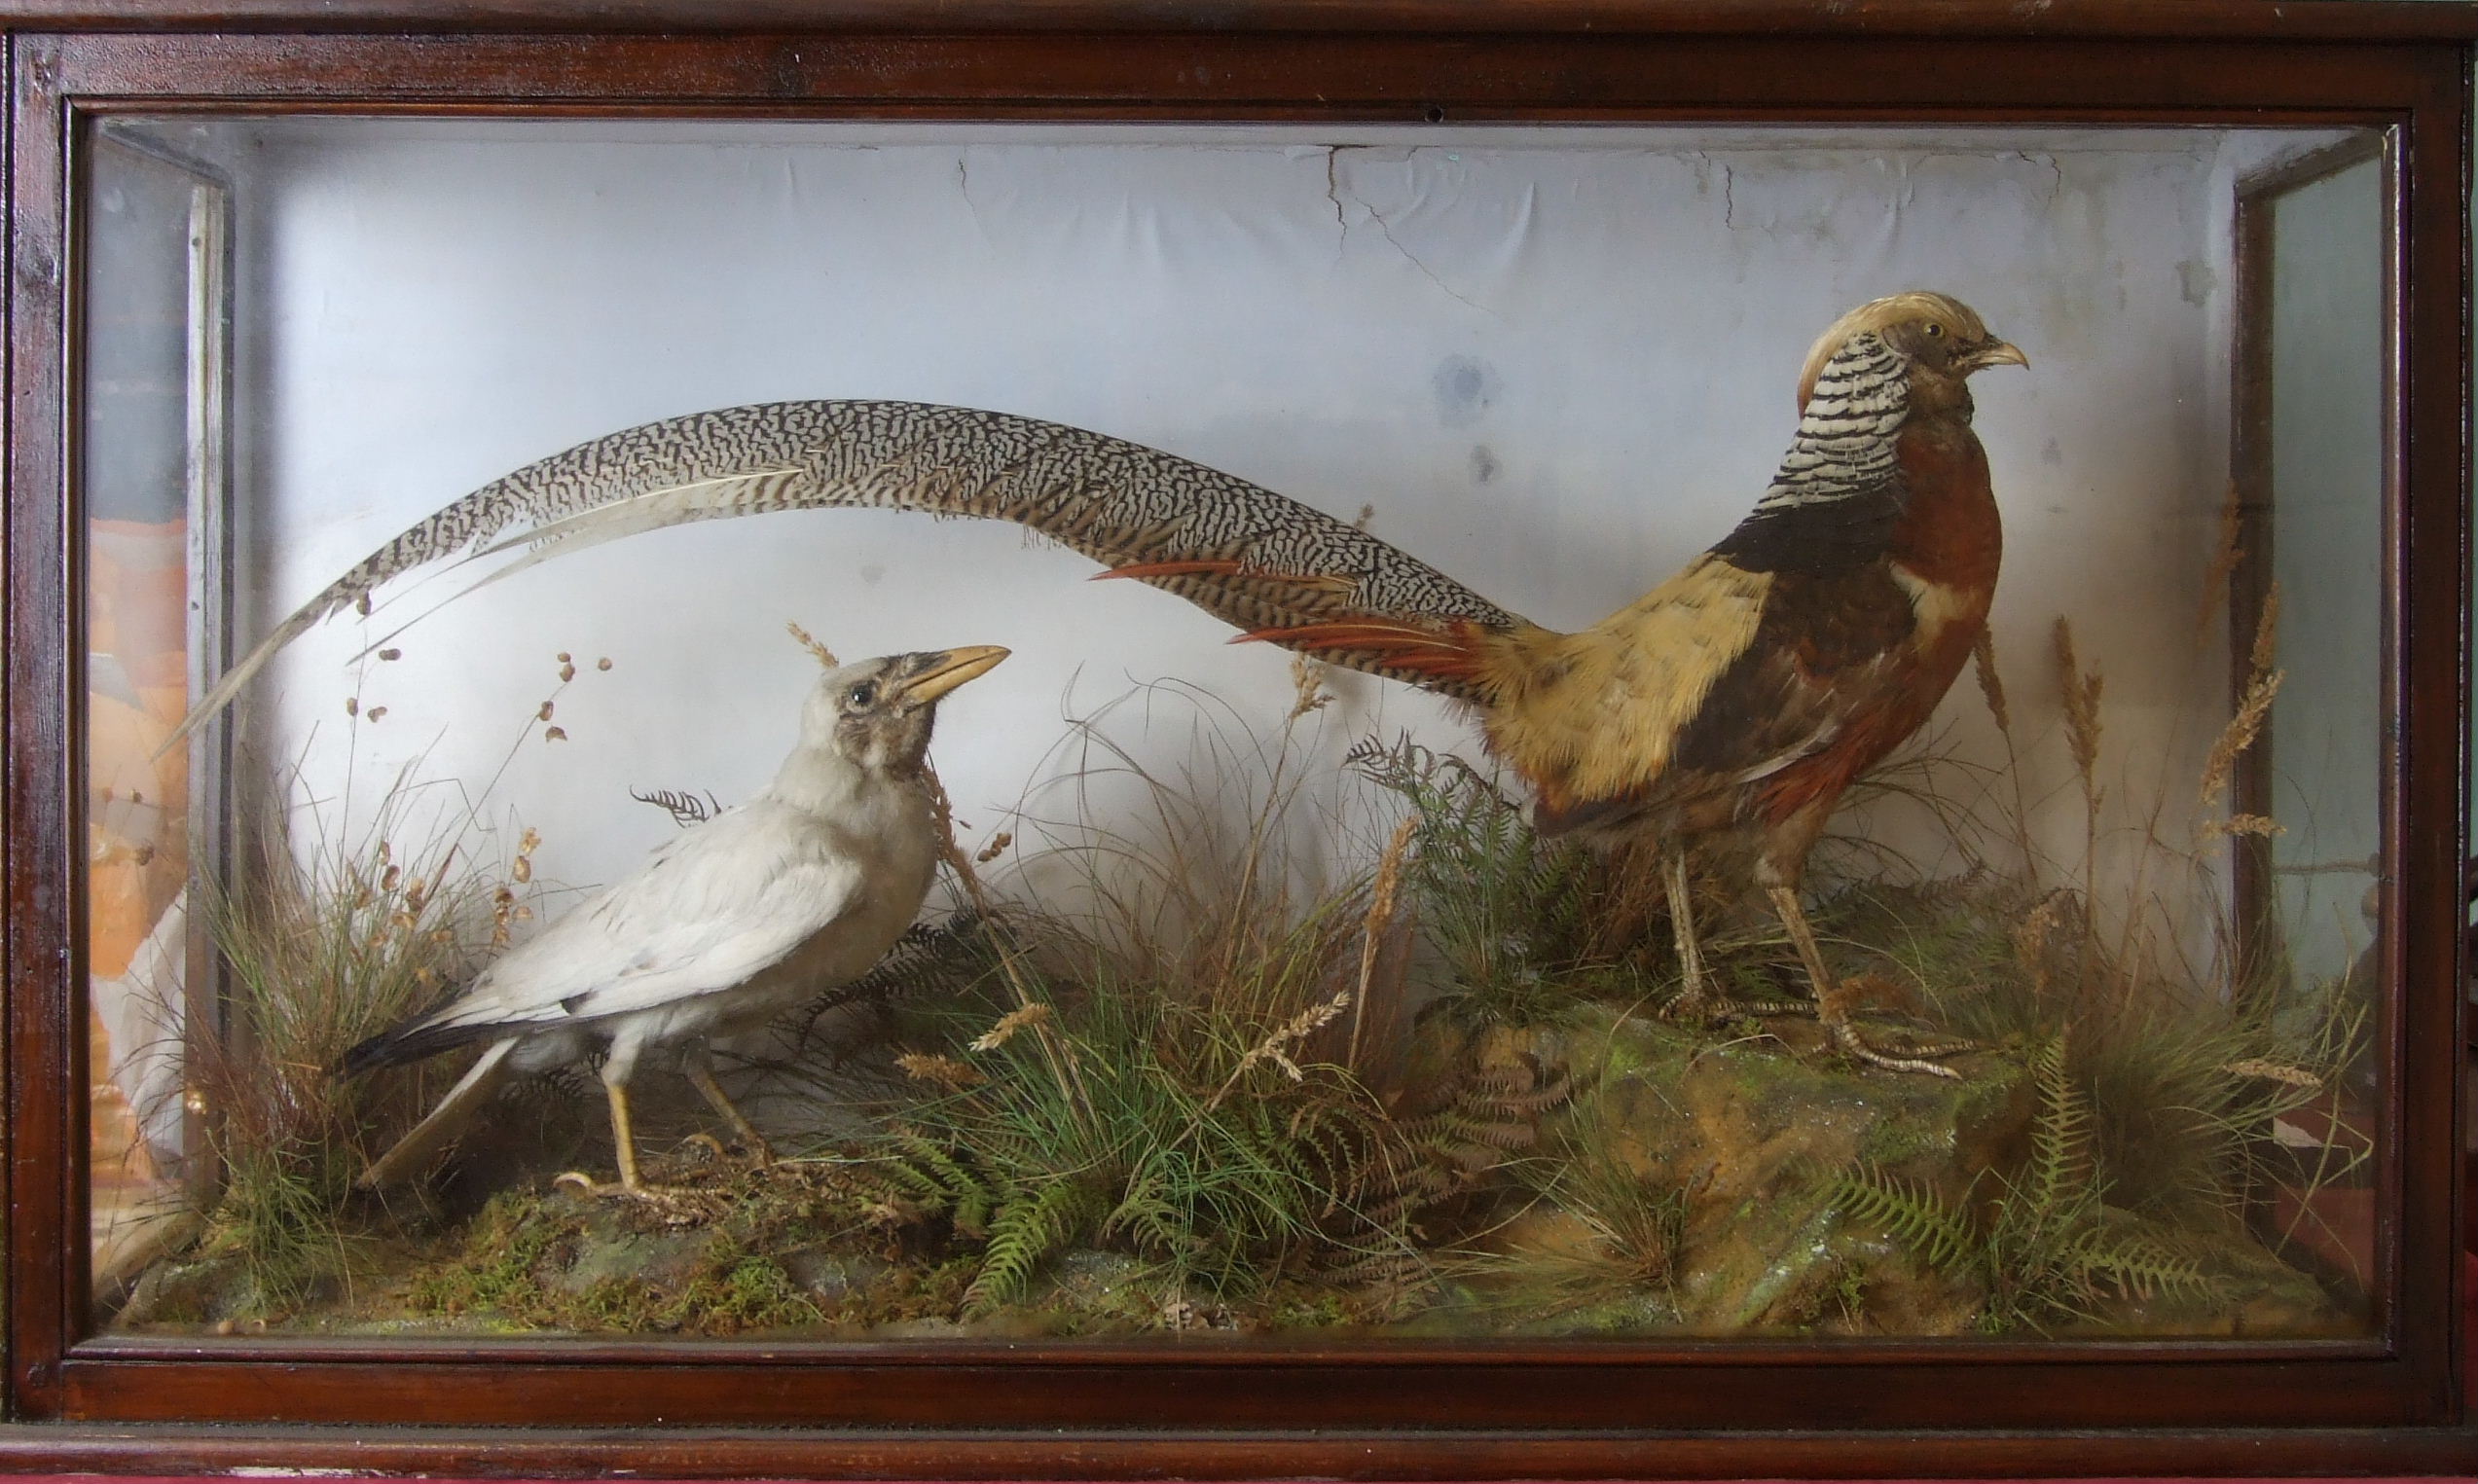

left=1484, top=556, right=1777, bottom=832
left=173, top=401, right=1529, bottom=742
left=1510, top=558, right=1926, bottom=840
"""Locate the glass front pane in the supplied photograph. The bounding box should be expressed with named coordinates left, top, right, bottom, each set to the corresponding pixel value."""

left=82, top=118, right=2387, bottom=1341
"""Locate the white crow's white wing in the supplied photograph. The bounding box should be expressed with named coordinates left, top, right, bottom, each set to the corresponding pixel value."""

left=409, top=801, right=863, bottom=1037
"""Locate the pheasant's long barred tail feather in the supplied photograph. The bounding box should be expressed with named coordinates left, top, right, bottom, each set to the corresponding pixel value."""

left=176, top=401, right=1529, bottom=742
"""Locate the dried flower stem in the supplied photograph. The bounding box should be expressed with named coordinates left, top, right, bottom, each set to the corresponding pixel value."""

left=2054, top=618, right=2106, bottom=1000
left=1287, top=654, right=1334, bottom=721
left=895, top=1051, right=986, bottom=1091
left=2194, top=483, right=2244, bottom=637
left=2224, top=1057, right=2321, bottom=1089
left=922, top=760, right=1095, bottom=1133
left=970, top=1001, right=1053, bottom=1052
left=1350, top=816, right=1419, bottom=1068
left=2014, top=887, right=2070, bottom=1008
left=1972, top=627, right=2038, bottom=885
left=2198, top=668, right=2284, bottom=814
left=2248, top=580, right=2282, bottom=679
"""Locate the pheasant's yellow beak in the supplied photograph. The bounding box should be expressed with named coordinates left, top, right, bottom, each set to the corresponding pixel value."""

left=1967, top=340, right=2029, bottom=373
left=892, top=645, right=1010, bottom=707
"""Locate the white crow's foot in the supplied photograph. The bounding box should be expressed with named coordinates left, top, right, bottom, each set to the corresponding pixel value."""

left=551, top=1170, right=693, bottom=1200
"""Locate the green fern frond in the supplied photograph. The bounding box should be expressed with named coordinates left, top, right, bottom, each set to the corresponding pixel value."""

left=965, top=1176, right=1102, bottom=1316
left=1829, top=1166, right=1980, bottom=1273
left=2067, top=1228, right=2209, bottom=1304
left=2020, top=1036, right=2097, bottom=1220
left=876, top=1129, right=987, bottom=1216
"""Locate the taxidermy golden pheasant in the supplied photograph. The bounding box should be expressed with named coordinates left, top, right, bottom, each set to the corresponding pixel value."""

left=183, top=291, right=2023, bottom=1077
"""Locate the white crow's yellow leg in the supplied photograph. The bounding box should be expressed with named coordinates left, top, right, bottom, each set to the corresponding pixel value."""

left=557, top=1051, right=650, bottom=1195
left=682, top=1044, right=775, bottom=1164
left=605, top=1077, right=645, bottom=1189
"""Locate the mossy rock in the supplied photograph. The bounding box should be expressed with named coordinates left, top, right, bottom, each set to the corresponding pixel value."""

left=1539, top=1004, right=2027, bottom=1335
left=396, top=1165, right=908, bottom=1335
left=118, top=1251, right=259, bottom=1329
left=780, top=1247, right=892, bottom=1302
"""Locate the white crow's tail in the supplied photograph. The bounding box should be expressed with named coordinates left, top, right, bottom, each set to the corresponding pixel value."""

left=355, top=1036, right=517, bottom=1190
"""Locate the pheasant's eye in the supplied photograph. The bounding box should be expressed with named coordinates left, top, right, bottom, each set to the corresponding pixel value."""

left=1923, top=322, right=1945, bottom=338
left=848, top=682, right=877, bottom=707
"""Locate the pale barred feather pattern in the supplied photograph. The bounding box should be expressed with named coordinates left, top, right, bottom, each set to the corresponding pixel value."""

left=177, top=402, right=1524, bottom=739
left=1750, top=332, right=1909, bottom=512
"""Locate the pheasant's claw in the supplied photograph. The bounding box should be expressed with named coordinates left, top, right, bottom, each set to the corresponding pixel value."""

left=1824, top=1019, right=1966, bottom=1079
left=1663, top=986, right=1719, bottom=1024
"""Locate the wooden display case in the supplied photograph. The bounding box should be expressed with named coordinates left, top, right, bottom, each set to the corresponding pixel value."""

left=0, top=2, right=2469, bottom=1476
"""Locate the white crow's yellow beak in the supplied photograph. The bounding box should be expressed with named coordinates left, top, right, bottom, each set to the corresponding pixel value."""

left=891, top=645, right=1010, bottom=707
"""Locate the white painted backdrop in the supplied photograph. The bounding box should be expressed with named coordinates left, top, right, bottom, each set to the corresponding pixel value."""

left=124, top=119, right=2364, bottom=960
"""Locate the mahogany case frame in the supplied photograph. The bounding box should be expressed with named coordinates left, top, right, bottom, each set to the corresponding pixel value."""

left=0, top=3, right=2471, bottom=1475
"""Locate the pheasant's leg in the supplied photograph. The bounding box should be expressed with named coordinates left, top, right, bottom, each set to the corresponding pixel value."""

left=682, top=1044, right=776, bottom=1164
left=1663, top=849, right=1715, bottom=1020
left=1767, top=885, right=1961, bottom=1079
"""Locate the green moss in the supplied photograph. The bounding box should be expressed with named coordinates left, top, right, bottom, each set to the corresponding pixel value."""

left=403, top=1190, right=570, bottom=1324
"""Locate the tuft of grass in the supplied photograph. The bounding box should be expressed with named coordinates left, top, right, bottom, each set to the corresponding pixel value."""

left=185, top=756, right=501, bottom=1315
left=856, top=692, right=1566, bottom=1317
left=1815, top=599, right=2369, bottom=1283
left=874, top=895, right=1444, bottom=1314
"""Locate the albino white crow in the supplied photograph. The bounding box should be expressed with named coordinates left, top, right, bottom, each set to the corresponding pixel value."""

left=343, top=643, right=1009, bottom=1192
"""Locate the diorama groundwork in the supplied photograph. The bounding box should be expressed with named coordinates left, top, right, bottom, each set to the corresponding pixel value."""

left=111, top=640, right=2373, bottom=1341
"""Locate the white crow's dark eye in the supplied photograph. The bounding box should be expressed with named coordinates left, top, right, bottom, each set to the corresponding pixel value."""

left=848, top=682, right=876, bottom=707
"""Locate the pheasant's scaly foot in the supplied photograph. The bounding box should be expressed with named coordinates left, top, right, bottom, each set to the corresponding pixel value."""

left=1820, top=1016, right=1968, bottom=1079
left=1663, top=985, right=1719, bottom=1023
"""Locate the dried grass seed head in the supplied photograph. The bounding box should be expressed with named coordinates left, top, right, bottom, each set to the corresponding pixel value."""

left=970, top=1001, right=1053, bottom=1052
left=2053, top=617, right=2104, bottom=783
left=1970, top=626, right=2011, bottom=734
left=787, top=620, right=841, bottom=670
left=2248, top=581, right=2282, bottom=678
left=2198, top=668, right=2284, bottom=811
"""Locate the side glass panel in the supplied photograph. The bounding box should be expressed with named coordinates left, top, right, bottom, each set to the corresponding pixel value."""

left=80, top=120, right=2386, bottom=1342
left=2233, top=146, right=2389, bottom=1306
left=85, top=131, right=227, bottom=1297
